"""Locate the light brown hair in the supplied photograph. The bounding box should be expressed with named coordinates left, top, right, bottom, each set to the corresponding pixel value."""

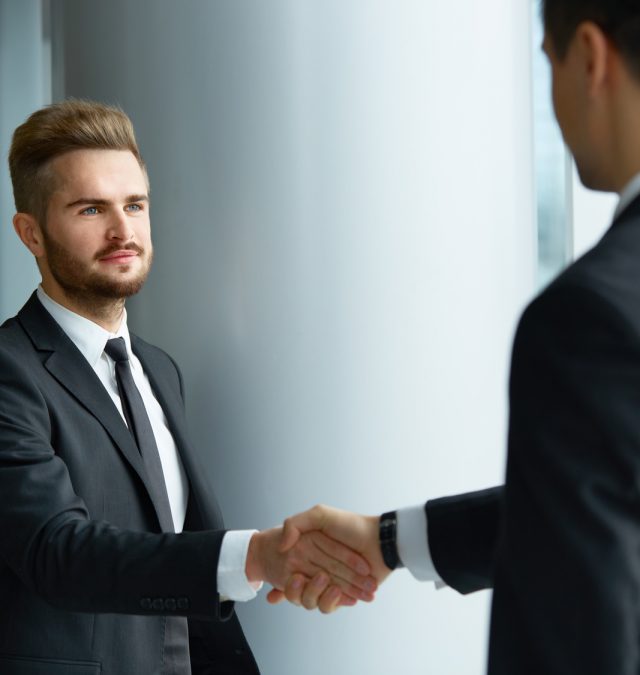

left=9, top=99, right=146, bottom=226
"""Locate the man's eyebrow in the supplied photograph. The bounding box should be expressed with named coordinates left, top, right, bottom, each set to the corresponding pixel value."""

left=65, top=195, right=149, bottom=208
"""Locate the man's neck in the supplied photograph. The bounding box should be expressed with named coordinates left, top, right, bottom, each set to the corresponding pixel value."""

left=607, top=84, right=640, bottom=192
left=40, top=281, right=125, bottom=333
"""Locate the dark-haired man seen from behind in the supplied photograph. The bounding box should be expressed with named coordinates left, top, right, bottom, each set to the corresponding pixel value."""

left=274, top=1, right=640, bottom=673
left=0, top=100, right=375, bottom=675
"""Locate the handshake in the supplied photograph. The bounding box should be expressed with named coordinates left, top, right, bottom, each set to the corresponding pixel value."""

left=246, top=505, right=394, bottom=614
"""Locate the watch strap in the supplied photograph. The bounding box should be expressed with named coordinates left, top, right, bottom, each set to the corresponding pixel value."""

left=379, top=510, right=404, bottom=570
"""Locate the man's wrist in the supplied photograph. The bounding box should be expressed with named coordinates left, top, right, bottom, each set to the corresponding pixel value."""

left=245, top=531, right=265, bottom=583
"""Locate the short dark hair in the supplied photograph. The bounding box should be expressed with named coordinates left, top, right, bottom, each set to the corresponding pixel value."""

left=9, top=99, right=146, bottom=226
left=543, top=0, right=640, bottom=77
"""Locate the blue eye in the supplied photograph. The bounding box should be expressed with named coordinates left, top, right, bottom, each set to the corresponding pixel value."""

left=126, top=203, right=142, bottom=212
left=81, top=206, right=99, bottom=215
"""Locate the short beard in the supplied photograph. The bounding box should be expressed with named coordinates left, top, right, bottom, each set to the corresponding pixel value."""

left=41, top=231, right=152, bottom=317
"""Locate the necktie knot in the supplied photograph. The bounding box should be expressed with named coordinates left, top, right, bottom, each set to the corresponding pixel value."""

left=104, top=337, right=129, bottom=363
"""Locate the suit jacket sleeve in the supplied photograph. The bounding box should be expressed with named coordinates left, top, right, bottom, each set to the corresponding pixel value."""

left=426, top=486, right=503, bottom=593
left=488, top=282, right=640, bottom=674
left=0, top=344, right=227, bottom=621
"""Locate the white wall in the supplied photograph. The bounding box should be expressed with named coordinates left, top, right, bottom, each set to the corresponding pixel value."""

left=54, top=2, right=536, bottom=673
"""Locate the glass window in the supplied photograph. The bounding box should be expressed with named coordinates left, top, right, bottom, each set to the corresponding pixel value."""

left=531, top=2, right=572, bottom=287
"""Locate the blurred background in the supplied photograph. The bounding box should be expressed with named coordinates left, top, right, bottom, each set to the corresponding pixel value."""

left=0, top=1, right=617, bottom=673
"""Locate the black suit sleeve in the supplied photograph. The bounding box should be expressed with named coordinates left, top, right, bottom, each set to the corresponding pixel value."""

left=0, top=347, right=225, bottom=621
left=426, top=486, right=503, bottom=594
left=488, top=282, right=640, bottom=675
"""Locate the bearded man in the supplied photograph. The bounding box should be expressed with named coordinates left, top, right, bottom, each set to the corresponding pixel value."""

left=0, top=100, right=374, bottom=675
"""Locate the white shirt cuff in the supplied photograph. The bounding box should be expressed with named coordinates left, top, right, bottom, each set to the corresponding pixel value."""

left=217, top=530, right=264, bottom=602
left=396, top=504, right=444, bottom=585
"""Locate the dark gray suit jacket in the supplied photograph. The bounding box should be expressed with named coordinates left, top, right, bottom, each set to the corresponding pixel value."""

left=426, top=194, right=640, bottom=674
left=0, top=294, right=259, bottom=675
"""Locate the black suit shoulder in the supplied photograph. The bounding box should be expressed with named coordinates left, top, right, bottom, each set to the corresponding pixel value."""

left=537, top=196, right=640, bottom=329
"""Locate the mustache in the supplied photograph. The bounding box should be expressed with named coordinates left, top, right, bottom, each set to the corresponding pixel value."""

left=95, top=242, right=145, bottom=260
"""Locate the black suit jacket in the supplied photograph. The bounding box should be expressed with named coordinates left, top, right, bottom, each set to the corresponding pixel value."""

left=0, top=294, right=259, bottom=675
left=426, top=194, right=640, bottom=674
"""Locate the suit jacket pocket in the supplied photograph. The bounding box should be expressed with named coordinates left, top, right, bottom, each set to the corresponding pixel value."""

left=0, top=655, right=101, bottom=674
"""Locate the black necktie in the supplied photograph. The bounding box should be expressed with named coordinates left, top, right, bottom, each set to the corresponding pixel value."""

left=104, top=337, right=174, bottom=532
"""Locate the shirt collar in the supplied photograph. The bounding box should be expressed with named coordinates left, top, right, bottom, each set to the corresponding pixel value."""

left=614, top=172, right=640, bottom=220
left=36, top=286, right=132, bottom=368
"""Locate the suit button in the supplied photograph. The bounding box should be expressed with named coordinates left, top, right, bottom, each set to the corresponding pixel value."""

left=235, top=648, right=245, bottom=656
left=152, top=598, right=164, bottom=611
left=165, top=598, right=177, bottom=611
left=177, top=597, right=190, bottom=610
left=140, top=597, right=152, bottom=611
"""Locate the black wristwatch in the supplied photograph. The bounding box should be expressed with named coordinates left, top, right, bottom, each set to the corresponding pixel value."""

left=379, top=510, right=405, bottom=570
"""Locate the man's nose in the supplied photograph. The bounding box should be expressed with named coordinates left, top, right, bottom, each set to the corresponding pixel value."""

left=107, top=210, right=135, bottom=240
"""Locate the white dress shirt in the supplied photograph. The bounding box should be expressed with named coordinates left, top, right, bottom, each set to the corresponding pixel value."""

left=399, top=176, right=640, bottom=586
left=396, top=504, right=442, bottom=583
left=36, top=287, right=260, bottom=602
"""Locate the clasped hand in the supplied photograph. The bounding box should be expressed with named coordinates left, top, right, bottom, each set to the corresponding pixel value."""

left=247, top=505, right=391, bottom=614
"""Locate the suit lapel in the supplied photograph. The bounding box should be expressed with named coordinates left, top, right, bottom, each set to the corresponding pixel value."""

left=17, top=294, right=167, bottom=530
left=132, top=336, right=224, bottom=530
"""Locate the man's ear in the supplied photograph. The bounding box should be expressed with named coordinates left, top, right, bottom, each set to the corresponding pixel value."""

left=13, top=213, right=46, bottom=258
left=574, top=21, right=615, bottom=97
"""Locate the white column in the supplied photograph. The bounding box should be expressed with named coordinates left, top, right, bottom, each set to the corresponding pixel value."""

left=56, top=1, right=536, bottom=672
